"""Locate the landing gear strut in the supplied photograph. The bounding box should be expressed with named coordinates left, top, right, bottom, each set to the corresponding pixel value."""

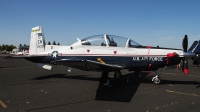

left=100, top=71, right=111, bottom=87
left=114, top=71, right=122, bottom=80
left=152, top=70, right=161, bottom=85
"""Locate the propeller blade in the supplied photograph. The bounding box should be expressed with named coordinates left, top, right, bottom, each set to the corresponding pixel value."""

left=183, top=58, right=188, bottom=74
left=182, top=35, right=188, bottom=52
left=181, top=35, right=189, bottom=74
left=182, top=58, right=185, bottom=71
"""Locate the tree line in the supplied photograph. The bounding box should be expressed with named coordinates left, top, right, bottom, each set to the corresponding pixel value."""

left=0, top=44, right=17, bottom=51
left=0, top=41, right=60, bottom=51
left=47, top=40, right=60, bottom=45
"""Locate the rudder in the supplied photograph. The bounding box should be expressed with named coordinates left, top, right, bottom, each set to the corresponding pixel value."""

left=29, top=26, right=45, bottom=54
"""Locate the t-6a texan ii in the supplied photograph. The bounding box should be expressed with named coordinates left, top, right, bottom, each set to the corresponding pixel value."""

left=15, top=26, right=197, bottom=86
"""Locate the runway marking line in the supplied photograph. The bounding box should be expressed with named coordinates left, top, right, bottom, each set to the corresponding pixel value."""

left=0, top=100, right=7, bottom=108
left=166, top=90, right=200, bottom=97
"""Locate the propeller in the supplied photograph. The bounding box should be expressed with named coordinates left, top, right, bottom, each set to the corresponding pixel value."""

left=182, top=35, right=188, bottom=52
left=182, top=35, right=188, bottom=74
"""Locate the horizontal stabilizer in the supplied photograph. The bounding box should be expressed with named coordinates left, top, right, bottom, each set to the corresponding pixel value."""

left=11, top=55, right=40, bottom=58
left=55, top=59, right=86, bottom=70
left=37, top=63, right=52, bottom=70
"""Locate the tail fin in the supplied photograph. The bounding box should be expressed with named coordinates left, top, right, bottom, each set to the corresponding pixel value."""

left=29, top=26, right=45, bottom=54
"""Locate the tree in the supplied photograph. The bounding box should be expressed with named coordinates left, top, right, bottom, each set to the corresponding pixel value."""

left=0, top=44, right=17, bottom=51
left=47, top=41, right=51, bottom=45
left=53, top=41, right=56, bottom=45
left=2, top=44, right=5, bottom=50
left=23, top=44, right=26, bottom=47
left=5, top=45, right=8, bottom=51
left=19, top=44, right=22, bottom=50
left=57, top=42, right=60, bottom=45
left=7, top=45, right=16, bottom=51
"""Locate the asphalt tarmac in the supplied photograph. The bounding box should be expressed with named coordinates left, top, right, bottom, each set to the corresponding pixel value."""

left=0, top=55, right=200, bottom=112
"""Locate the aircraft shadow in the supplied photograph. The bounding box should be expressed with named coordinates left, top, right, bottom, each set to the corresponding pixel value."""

left=95, top=78, right=141, bottom=102
left=32, top=72, right=200, bottom=102
left=33, top=74, right=99, bottom=82
left=33, top=73, right=143, bottom=102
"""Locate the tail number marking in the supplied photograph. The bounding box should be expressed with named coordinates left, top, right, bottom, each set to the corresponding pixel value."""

left=37, top=45, right=44, bottom=48
left=38, top=40, right=43, bottom=44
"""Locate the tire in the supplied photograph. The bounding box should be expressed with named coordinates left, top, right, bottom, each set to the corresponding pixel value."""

left=114, top=71, right=122, bottom=80
left=101, top=77, right=111, bottom=87
left=153, top=77, right=161, bottom=85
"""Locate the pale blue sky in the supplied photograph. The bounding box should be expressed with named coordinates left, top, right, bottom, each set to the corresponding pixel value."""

left=0, top=0, right=200, bottom=49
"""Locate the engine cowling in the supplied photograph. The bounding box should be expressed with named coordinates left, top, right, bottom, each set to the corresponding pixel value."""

left=166, top=52, right=178, bottom=65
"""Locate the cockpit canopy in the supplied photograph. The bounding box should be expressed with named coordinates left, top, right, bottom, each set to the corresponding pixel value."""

left=81, top=34, right=141, bottom=48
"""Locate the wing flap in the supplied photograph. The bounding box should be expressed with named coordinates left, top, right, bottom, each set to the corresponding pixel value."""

left=55, top=59, right=87, bottom=70
left=86, top=60, right=124, bottom=70
left=55, top=59, right=124, bottom=71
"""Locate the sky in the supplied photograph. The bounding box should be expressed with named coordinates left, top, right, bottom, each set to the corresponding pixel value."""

left=0, top=0, right=200, bottom=49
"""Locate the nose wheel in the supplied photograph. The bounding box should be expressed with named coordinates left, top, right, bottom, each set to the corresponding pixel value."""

left=152, top=76, right=161, bottom=85
left=152, top=71, right=161, bottom=85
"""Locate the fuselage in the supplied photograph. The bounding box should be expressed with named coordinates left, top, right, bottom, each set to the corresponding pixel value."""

left=26, top=34, right=184, bottom=72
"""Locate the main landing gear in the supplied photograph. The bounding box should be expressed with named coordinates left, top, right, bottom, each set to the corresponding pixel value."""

left=134, top=70, right=161, bottom=85
left=99, top=71, right=111, bottom=87
left=99, top=70, right=161, bottom=86
left=99, top=71, right=123, bottom=87
left=152, top=71, right=161, bottom=85
left=114, top=71, right=122, bottom=80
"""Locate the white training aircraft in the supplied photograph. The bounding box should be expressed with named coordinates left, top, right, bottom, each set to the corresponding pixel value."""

left=15, top=26, right=196, bottom=86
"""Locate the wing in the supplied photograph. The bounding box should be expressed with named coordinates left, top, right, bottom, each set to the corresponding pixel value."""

left=55, top=59, right=125, bottom=71
left=8, top=55, right=125, bottom=71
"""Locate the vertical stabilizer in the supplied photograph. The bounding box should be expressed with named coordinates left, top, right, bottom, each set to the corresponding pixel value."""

left=29, top=26, right=45, bottom=54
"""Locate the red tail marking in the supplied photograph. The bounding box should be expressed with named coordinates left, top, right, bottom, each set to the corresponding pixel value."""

left=87, top=50, right=90, bottom=53
left=184, top=69, right=188, bottom=75
left=114, top=51, right=117, bottom=54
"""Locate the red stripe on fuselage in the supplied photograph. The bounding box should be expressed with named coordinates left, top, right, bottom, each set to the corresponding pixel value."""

left=31, top=54, right=184, bottom=57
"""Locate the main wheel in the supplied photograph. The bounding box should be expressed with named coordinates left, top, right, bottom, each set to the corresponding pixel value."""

left=102, top=78, right=111, bottom=86
left=114, top=71, right=122, bottom=80
left=100, top=71, right=111, bottom=87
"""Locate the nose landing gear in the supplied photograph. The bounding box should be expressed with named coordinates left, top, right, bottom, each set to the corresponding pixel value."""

left=152, top=71, right=161, bottom=85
